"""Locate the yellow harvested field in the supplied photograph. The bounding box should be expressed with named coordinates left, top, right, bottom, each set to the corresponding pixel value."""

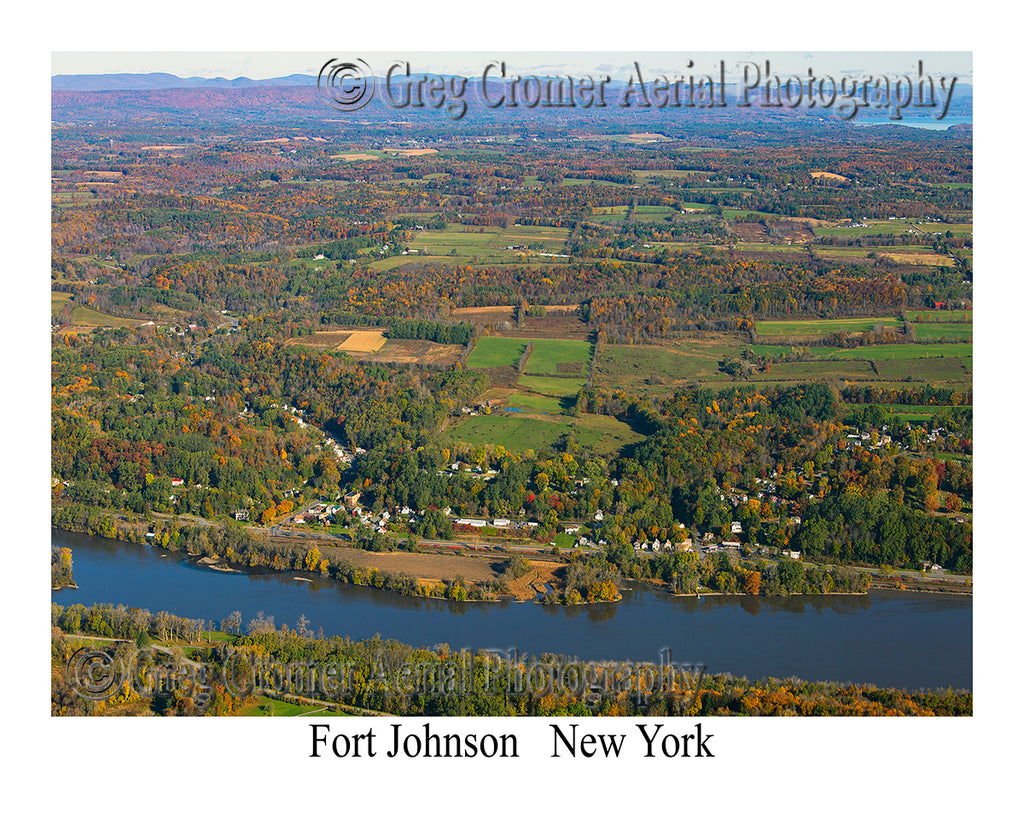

left=454, top=305, right=515, bottom=315
left=879, top=252, right=953, bottom=266
left=810, top=171, right=849, bottom=182
left=331, top=153, right=380, bottom=161
left=382, top=148, right=439, bottom=156
left=336, top=330, right=387, bottom=352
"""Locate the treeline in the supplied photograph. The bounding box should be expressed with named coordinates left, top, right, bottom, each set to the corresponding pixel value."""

left=317, top=311, right=474, bottom=345
left=51, top=609, right=972, bottom=717
left=51, top=547, right=75, bottom=589
left=791, top=491, right=972, bottom=572
left=389, top=318, right=473, bottom=345
left=841, top=384, right=972, bottom=407
left=50, top=505, right=502, bottom=603
left=606, top=546, right=870, bottom=596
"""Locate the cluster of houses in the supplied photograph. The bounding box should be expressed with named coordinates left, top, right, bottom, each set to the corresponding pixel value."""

left=455, top=517, right=540, bottom=530
left=270, top=402, right=358, bottom=464
left=845, top=431, right=894, bottom=448
left=292, top=503, right=342, bottom=527
left=459, top=400, right=503, bottom=417
left=631, top=537, right=693, bottom=553
left=440, top=461, right=500, bottom=481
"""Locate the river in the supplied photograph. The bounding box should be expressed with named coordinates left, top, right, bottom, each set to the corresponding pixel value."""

left=51, top=529, right=972, bottom=690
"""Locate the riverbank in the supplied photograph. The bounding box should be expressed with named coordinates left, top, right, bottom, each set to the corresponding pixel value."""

left=50, top=529, right=974, bottom=690
left=310, top=540, right=561, bottom=601
left=869, top=576, right=972, bottom=596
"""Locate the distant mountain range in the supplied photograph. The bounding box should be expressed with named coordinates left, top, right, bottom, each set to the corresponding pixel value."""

left=51, top=72, right=971, bottom=130
left=51, top=73, right=319, bottom=91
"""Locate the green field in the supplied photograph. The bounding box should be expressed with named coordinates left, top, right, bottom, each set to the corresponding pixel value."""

left=722, top=208, right=777, bottom=220
left=593, top=338, right=748, bottom=391
left=845, top=403, right=949, bottom=419
left=912, top=323, right=973, bottom=341
left=749, top=359, right=877, bottom=381
left=404, top=224, right=569, bottom=265
left=830, top=343, right=972, bottom=361
left=635, top=170, right=704, bottom=181
left=561, top=177, right=630, bottom=187
left=812, top=220, right=919, bottom=237
left=445, top=409, right=643, bottom=456
left=590, top=205, right=680, bottom=224
left=517, top=374, right=587, bottom=397
left=736, top=243, right=807, bottom=254
left=467, top=337, right=529, bottom=368
left=367, top=255, right=423, bottom=272
left=933, top=223, right=973, bottom=236
left=752, top=343, right=973, bottom=361
left=523, top=338, right=594, bottom=376
left=505, top=392, right=567, bottom=414
left=909, top=310, right=972, bottom=322
left=875, top=357, right=971, bottom=383
left=51, top=291, right=72, bottom=316
left=235, top=696, right=333, bottom=717
left=68, top=305, right=147, bottom=329
left=814, top=247, right=875, bottom=259
left=756, top=317, right=900, bottom=337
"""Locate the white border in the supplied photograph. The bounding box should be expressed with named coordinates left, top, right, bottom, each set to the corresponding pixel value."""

left=16, top=2, right=1015, bottom=814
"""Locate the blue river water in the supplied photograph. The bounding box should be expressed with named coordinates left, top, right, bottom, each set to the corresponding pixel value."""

left=51, top=529, right=972, bottom=690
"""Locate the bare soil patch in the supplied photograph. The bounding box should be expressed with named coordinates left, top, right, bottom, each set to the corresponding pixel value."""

left=454, top=305, right=516, bottom=325
left=357, top=339, right=464, bottom=366
left=775, top=221, right=816, bottom=242
left=480, top=365, right=520, bottom=388
left=313, top=543, right=561, bottom=600
left=283, top=331, right=354, bottom=351
left=732, top=222, right=768, bottom=241
left=491, top=314, right=589, bottom=339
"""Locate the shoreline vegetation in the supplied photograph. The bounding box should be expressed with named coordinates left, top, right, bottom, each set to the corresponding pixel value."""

left=51, top=602, right=973, bottom=717
left=51, top=545, right=76, bottom=590
left=50, top=504, right=968, bottom=605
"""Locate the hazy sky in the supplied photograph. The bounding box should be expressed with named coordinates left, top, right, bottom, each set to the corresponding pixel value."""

left=51, top=51, right=973, bottom=82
